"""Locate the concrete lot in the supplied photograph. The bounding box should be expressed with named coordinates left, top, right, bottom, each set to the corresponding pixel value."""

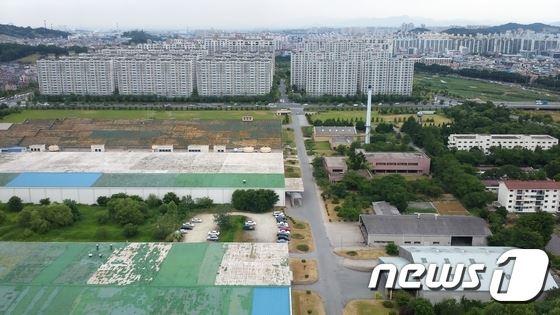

left=326, top=222, right=365, bottom=247
left=182, top=213, right=217, bottom=243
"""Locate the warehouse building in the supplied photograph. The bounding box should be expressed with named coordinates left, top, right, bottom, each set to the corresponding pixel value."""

left=377, top=246, right=558, bottom=303
left=313, top=126, right=357, bottom=142
left=359, top=214, right=491, bottom=246
left=0, top=152, right=286, bottom=206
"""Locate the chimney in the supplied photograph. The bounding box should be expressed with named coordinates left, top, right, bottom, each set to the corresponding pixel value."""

left=365, top=85, right=372, bottom=144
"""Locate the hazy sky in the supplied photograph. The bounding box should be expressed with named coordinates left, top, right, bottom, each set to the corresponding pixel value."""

left=1, top=0, right=559, bottom=30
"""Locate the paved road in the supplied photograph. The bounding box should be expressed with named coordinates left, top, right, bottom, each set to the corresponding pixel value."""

left=286, top=108, right=373, bottom=314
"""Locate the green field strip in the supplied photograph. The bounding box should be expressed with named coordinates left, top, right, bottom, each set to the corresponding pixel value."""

left=152, top=243, right=208, bottom=286
left=197, top=243, right=226, bottom=285
left=32, top=244, right=86, bottom=285
left=93, top=173, right=285, bottom=188
left=227, top=287, right=253, bottom=315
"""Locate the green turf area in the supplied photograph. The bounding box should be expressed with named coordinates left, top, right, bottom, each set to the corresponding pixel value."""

left=0, top=109, right=279, bottom=123
left=0, top=242, right=261, bottom=315
left=92, top=173, right=285, bottom=188
left=415, top=73, right=560, bottom=102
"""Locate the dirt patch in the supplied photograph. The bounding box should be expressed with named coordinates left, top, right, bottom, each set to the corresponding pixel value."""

left=290, top=258, right=318, bottom=285
left=335, top=247, right=386, bottom=260
left=433, top=201, right=469, bottom=216
left=344, top=299, right=396, bottom=315
left=292, top=290, right=326, bottom=315
left=288, top=218, right=315, bottom=254
left=324, top=198, right=344, bottom=223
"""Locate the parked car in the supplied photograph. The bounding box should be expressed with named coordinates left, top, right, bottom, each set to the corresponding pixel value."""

left=208, top=230, right=220, bottom=236
left=277, top=234, right=290, bottom=241
left=181, top=223, right=194, bottom=230
left=243, top=224, right=256, bottom=230
left=272, top=211, right=283, bottom=217
left=191, top=217, right=203, bottom=223
left=276, top=238, right=289, bottom=243
left=278, top=229, right=290, bottom=235
left=207, top=235, right=219, bottom=241
left=179, top=228, right=189, bottom=234
left=277, top=222, right=289, bottom=228
left=245, top=220, right=256, bottom=226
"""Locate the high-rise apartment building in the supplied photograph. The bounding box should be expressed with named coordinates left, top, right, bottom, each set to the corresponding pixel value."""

left=291, top=39, right=413, bottom=97
left=37, top=56, right=115, bottom=95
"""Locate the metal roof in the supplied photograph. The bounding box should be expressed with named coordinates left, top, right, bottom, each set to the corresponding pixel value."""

left=360, top=214, right=490, bottom=237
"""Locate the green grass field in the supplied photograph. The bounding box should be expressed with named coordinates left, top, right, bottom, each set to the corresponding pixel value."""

left=1, top=109, right=279, bottom=123
left=308, top=110, right=452, bottom=126
left=415, top=73, right=560, bottom=102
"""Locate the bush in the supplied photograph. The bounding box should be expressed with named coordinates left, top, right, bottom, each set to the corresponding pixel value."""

left=385, top=243, right=399, bottom=256
left=18, top=204, right=74, bottom=233
left=7, top=196, right=23, bottom=212
left=382, top=300, right=394, bottom=308
left=146, top=194, right=162, bottom=208
left=296, top=244, right=310, bottom=252
left=163, top=192, right=180, bottom=205
left=96, top=196, right=109, bottom=206
left=123, top=223, right=139, bottom=238
left=195, top=197, right=214, bottom=209
left=39, top=198, right=51, bottom=205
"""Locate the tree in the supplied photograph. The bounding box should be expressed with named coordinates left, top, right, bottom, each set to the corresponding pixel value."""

left=195, top=197, right=214, bottom=209
left=162, top=192, right=180, bottom=205
left=7, top=196, right=23, bottom=212
left=346, top=151, right=367, bottom=170
left=107, top=198, right=145, bottom=226
left=146, top=194, right=162, bottom=208
left=39, top=198, right=51, bottom=206
left=385, top=243, right=399, bottom=256
left=434, top=299, right=465, bottom=315
left=17, top=204, right=74, bottom=234
left=231, top=190, right=279, bottom=213
left=97, top=196, right=109, bottom=206
left=63, top=199, right=81, bottom=221
left=408, top=298, right=435, bottom=315
left=123, top=223, right=139, bottom=238
left=214, top=213, right=232, bottom=230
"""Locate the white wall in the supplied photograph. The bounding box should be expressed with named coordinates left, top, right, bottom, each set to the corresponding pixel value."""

left=0, top=187, right=286, bottom=206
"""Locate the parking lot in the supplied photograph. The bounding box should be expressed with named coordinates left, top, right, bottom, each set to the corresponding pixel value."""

left=182, top=212, right=284, bottom=243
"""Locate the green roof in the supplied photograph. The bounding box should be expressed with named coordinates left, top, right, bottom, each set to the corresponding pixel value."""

left=0, top=173, right=18, bottom=186
left=93, top=173, right=285, bottom=188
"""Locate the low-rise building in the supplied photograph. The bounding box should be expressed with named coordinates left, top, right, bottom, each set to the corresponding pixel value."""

left=323, top=156, right=347, bottom=182
left=372, top=201, right=400, bottom=216
left=359, top=214, right=490, bottom=246
left=377, top=246, right=558, bottom=303
left=329, top=136, right=354, bottom=150
left=363, top=152, right=430, bottom=175
left=497, top=180, right=560, bottom=213
left=313, top=126, right=357, bottom=142
left=448, top=134, right=558, bottom=153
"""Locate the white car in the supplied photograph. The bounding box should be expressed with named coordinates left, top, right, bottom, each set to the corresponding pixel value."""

left=207, top=235, right=219, bottom=241
left=245, top=220, right=256, bottom=226
left=179, top=228, right=189, bottom=234
left=208, top=230, right=220, bottom=236
left=273, top=211, right=284, bottom=217
left=278, top=229, right=290, bottom=235
left=191, top=217, right=202, bottom=223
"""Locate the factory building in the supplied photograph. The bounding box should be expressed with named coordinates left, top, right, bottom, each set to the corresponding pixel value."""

left=0, top=152, right=286, bottom=206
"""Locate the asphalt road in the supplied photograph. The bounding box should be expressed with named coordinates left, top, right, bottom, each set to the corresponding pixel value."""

left=286, top=108, right=373, bottom=314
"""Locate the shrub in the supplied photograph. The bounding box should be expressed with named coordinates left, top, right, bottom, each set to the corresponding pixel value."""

left=296, top=244, right=310, bottom=252
left=39, top=198, right=51, bottom=205
left=382, top=301, right=394, bottom=308
left=163, top=192, right=180, bottom=205
left=123, top=223, right=139, bottom=238
left=292, top=233, right=305, bottom=240
left=96, top=196, right=109, bottom=206
left=346, top=250, right=358, bottom=256
left=385, top=243, right=399, bottom=256
left=231, top=189, right=279, bottom=213
left=7, top=196, right=23, bottom=212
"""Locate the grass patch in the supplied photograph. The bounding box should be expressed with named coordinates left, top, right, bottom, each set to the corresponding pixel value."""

left=1, top=109, right=279, bottom=123
left=296, top=244, right=309, bottom=252
left=307, top=110, right=451, bottom=127
left=218, top=215, right=246, bottom=242
left=415, top=73, right=560, bottom=102
left=292, top=290, right=326, bottom=315
left=290, top=258, right=319, bottom=285
left=285, top=165, right=302, bottom=178
left=282, top=128, right=296, bottom=147
left=344, top=300, right=397, bottom=315
left=302, top=126, right=313, bottom=137
left=335, top=248, right=387, bottom=260
left=288, top=219, right=315, bottom=254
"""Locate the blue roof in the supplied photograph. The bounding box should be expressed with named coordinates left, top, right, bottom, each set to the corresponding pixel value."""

left=6, top=172, right=102, bottom=187
left=251, top=287, right=291, bottom=315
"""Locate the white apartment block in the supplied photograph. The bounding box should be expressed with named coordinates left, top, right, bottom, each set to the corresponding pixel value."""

left=498, top=180, right=560, bottom=213
left=361, top=57, right=414, bottom=95
left=448, top=134, right=559, bottom=153
left=196, top=55, right=273, bottom=96
left=114, top=56, right=194, bottom=97
left=291, top=46, right=412, bottom=97
left=37, top=57, right=115, bottom=95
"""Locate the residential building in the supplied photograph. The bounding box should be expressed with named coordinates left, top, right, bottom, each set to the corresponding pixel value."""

left=359, top=214, right=491, bottom=246
left=37, top=56, right=115, bottom=95
left=497, top=180, right=560, bottom=212
left=360, top=57, right=414, bottom=95
left=376, top=246, right=558, bottom=303
left=323, top=156, right=347, bottom=182
left=362, top=152, right=431, bottom=175
left=448, top=134, right=558, bottom=152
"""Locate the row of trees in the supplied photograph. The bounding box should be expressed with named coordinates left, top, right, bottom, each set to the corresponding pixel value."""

left=415, top=63, right=531, bottom=85
left=231, top=189, right=279, bottom=213
left=0, top=43, right=87, bottom=62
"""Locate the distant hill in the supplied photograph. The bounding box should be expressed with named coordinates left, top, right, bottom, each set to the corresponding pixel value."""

left=122, top=30, right=161, bottom=44
left=409, top=27, right=431, bottom=33
left=443, top=23, right=560, bottom=35
left=0, top=24, right=70, bottom=39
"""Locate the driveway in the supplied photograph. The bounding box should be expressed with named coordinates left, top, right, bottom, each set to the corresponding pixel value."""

left=182, top=213, right=216, bottom=243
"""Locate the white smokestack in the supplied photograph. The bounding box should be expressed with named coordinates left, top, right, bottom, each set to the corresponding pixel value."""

left=365, top=85, right=372, bottom=144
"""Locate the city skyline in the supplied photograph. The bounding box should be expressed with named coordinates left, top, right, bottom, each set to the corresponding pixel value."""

left=1, top=0, right=559, bottom=30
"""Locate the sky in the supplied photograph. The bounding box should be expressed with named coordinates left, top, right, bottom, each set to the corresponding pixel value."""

left=1, top=0, right=559, bottom=30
